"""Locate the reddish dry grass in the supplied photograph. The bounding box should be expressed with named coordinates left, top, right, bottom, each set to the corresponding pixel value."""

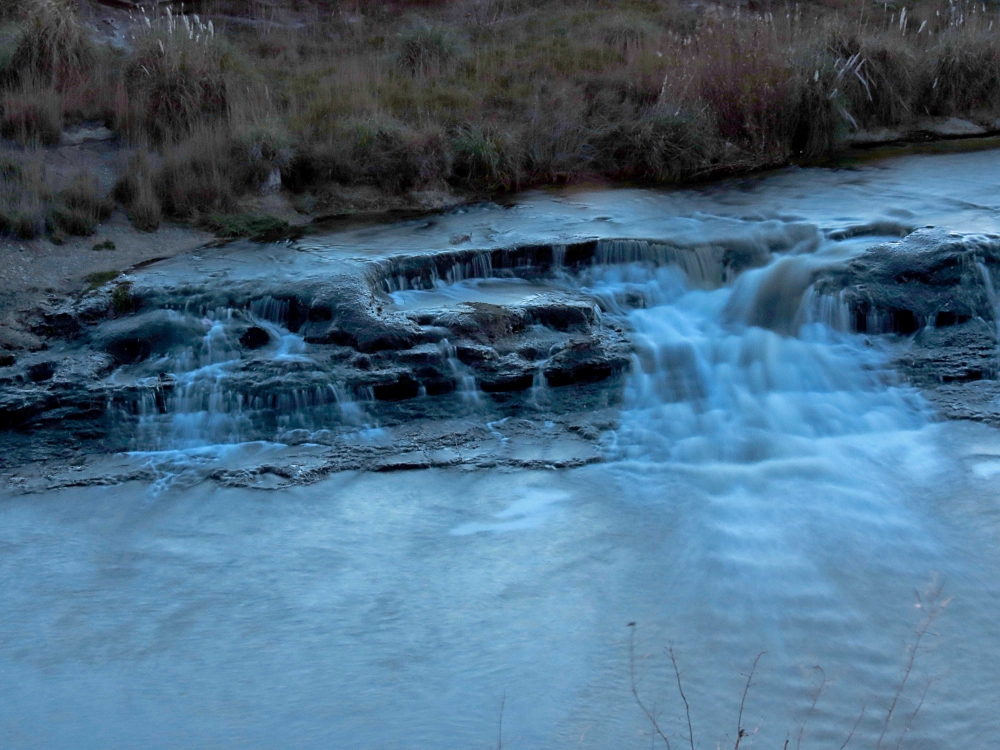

left=2, top=0, right=1000, bottom=236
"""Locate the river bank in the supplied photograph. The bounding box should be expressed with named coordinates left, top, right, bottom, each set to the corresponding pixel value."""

left=2, top=0, right=1000, bottom=261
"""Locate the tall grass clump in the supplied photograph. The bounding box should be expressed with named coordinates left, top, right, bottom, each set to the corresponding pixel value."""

left=829, top=33, right=914, bottom=128
left=49, top=173, right=113, bottom=236
left=121, top=8, right=237, bottom=144
left=113, top=152, right=161, bottom=231
left=1, top=78, right=62, bottom=144
left=287, top=119, right=448, bottom=194
left=923, top=35, right=1000, bottom=115
left=695, top=30, right=804, bottom=160
left=396, top=24, right=461, bottom=75
left=6, top=0, right=93, bottom=89
left=450, top=125, right=522, bottom=191
left=0, top=153, right=47, bottom=238
left=154, top=128, right=238, bottom=218
left=593, top=113, right=714, bottom=182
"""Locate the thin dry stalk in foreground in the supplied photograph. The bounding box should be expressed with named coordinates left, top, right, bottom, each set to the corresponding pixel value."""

left=628, top=582, right=949, bottom=750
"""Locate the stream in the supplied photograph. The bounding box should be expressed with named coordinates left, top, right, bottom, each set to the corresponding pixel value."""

left=3, top=147, right=1000, bottom=748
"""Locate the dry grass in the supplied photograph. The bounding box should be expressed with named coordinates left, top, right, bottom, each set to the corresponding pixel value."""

left=0, top=152, right=48, bottom=238
left=1, top=78, right=62, bottom=145
left=1, top=0, right=999, bottom=238
left=6, top=0, right=93, bottom=89
left=112, top=152, right=162, bottom=231
left=49, top=172, right=113, bottom=237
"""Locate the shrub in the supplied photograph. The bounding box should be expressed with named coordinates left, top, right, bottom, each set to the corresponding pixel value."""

left=0, top=81, right=63, bottom=145
left=593, top=113, right=713, bottom=182
left=111, top=281, right=137, bottom=314
left=8, top=0, right=93, bottom=88
left=396, top=24, right=460, bottom=75
left=86, top=269, right=119, bottom=288
left=230, top=124, right=294, bottom=191
left=601, top=16, right=650, bottom=54
left=154, top=129, right=238, bottom=218
left=49, top=173, right=113, bottom=236
left=123, top=10, right=238, bottom=143
left=113, top=152, right=162, bottom=231
left=450, top=125, right=522, bottom=191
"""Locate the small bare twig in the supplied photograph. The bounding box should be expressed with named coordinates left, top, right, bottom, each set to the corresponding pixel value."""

left=893, top=677, right=934, bottom=750
left=497, top=690, right=505, bottom=750
left=876, top=582, right=951, bottom=750
left=629, top=623, right=672, bottom=750
left=734, top=652, right=766, bottom=750
left=796, top=666, right=828, bottom=750
left=839, top=701, right=868, bottom=750
left=669, top=645, right=695, bottom=750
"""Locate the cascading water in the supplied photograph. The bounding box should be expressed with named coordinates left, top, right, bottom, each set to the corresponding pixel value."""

left=438, top=337, right=482, bottom=403
left=609, top=258, right=927, bottom=464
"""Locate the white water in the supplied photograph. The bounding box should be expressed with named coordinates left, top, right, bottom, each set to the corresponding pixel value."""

left=4, top=148, right=1000, bottom=748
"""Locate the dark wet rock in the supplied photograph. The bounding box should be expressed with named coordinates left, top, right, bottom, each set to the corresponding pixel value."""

left=347, top=367, right=420, bottom=401
left=431, top=303, right=531, bottom=343
left=91, top=310, right=207, bottom=364
left=902, top=319, right=998, bottom=386
left=397, top=344, right=446, bottom=368
left=239, top=326, right=271, bottom=350
left=350, top=353, right=373, bottom=370
left=475, top=354, right=536, bottom=392
left=812, top=229, right=1000, bottom=425
left=35, top=304, right=83, bottom=339
left=455, top=343, right=497, bottom=366
left=27, top=362, right=55, bottom=382
left=522, top=297, right=597, bottom=331
left=0, top=353, right=17, bottom=367
left=0, top=353, right=116, bottom=430
left=299, top=285, right=421, bottom=352
left=33, top=287, right=122, bottom=340
left=544, top=335, right=632, bottom=387
left=813, top=229, right=1000, bottom=334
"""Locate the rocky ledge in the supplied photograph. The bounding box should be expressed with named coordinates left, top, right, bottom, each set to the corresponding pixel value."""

left=4, top=228, right=1000, bottom=471
left=810, top=228, right=1000, bottom=423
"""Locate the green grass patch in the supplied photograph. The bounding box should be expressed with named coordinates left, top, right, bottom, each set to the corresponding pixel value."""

left=201, top=213, right=303, bottom=242
left=85, top=269, right=119, bottom=289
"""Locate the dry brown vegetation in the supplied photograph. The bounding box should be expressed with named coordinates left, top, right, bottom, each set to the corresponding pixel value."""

left=1, top=0, right=999, bottom=237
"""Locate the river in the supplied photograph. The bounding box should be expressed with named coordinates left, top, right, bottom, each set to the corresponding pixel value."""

left=3, top=146, right=1000, bottom=748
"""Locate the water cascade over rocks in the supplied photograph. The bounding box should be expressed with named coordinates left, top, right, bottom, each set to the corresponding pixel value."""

left=1, top=224, right=998, bottom=469
left=8, top=150, right=1000, bottom=748
left=4, top=149, right=1000, bottom=472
